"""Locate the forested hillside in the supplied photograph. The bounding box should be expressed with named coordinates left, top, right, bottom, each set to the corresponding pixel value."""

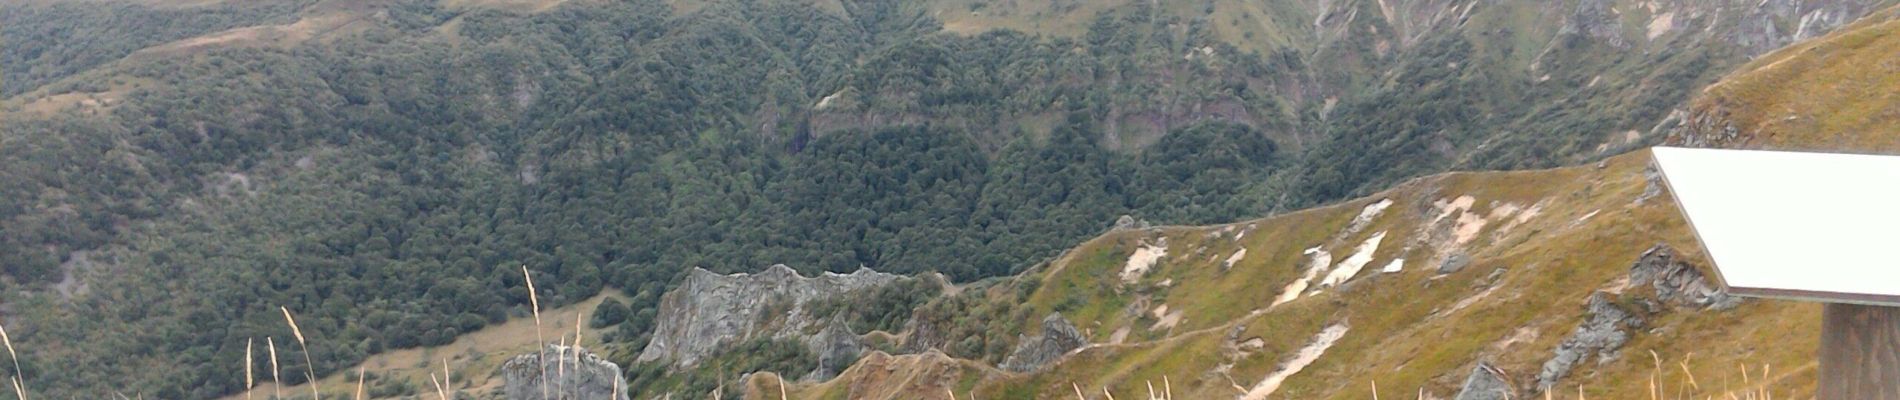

left=0, top=0, right=1889, bottom=397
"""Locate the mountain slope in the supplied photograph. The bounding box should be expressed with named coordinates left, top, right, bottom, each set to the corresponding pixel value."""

left=1670, top=5, right=1900, bottom=151
left=1, top=0, right=1896, bottom=398
left=747, top=5, right=1900, bottom=397
left=761, top=149, right=1823, bottom=399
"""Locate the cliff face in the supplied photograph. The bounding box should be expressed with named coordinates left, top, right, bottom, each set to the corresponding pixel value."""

left=500, top=344, right=629, bottom=400
left=636, top=264, right=902, bottom=369
left=806, top=319, right=867, bottom=381
left=998, top=313, right=1087, bottom=373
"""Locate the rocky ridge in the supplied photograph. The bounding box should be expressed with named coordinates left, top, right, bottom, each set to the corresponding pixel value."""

left=636, top=265, right=902, bottom=369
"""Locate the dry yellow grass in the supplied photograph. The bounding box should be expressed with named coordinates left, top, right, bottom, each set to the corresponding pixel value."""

left=216, top=290, right=627, bottom=400
left=282, top=306, right=320, bottom=400
left=0, top=0, right=225, bottom=8
left=246, top=338, right=255, bottom=400
left=268, top=337, right=282, bottom=400
left=1689, top=5, right=1900, bottom=152
left=0, top=322, right=21, bottom=400
left=437, top=0, right=568, bottom=13
left=524, top=266, right=547, bottom=400
left=128, top=11, right=375, bottom=59
left=4, top=77, right=155, bottom=119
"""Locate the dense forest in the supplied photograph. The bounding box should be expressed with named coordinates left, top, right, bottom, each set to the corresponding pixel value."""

left=0, top=0, right=1823, bottom=396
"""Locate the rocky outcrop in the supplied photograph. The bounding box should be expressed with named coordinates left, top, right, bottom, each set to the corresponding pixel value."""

left=806, top=319, right=865, bottom=381
left=1728, top=0, right=1885, bottom=53
left=1536, top=293, right=1641, bottom=390
left=637, top=265, right=901, bottom=369
left=1664, top=102, right=1747, bottom=149
left=999, top=313, right=1087, bottom=372
left=1629, top=245, right=1741, bottom=311
left=1453, top=363, right=1513, bottom=400
left=1114, top=215, right=1151, bottom=230
left=1559, top=0, right=1629, bottom=48
left=501, top=344, right=628, bottom=400
left=1438, top=252, right=1471, bottom=275
left=1533, top=246, right=1740, bottom=391
left=1637, top=165, right=1665, bottom=205
left=899, top=314, right=948, bottom=354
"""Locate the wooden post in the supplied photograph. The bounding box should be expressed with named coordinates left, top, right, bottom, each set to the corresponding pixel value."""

left=1819, top=303, right=1900, bottom=399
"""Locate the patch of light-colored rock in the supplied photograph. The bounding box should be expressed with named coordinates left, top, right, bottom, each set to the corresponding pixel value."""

left=1320, top=231, right=1386, bottom=288
left=1271, top=247, right=1331, bottom=307
left=1238, top=323, right=1350, bottom=400
left=1223, top=248, right=1247, bottom=269
left=1120, top=240, right=1169, bottom=285
left=1380, top=258, right=1405, bottom=273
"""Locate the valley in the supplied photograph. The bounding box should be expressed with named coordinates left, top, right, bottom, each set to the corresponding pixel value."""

left=1, top=0, right=1897, bottom=398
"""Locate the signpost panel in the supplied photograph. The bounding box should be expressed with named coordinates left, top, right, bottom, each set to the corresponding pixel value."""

left=1652, top=147, right=1900, bottom=399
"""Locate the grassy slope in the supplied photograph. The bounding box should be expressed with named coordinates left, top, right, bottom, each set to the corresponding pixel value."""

left=1686, top=6, right=1900, bottom=152
left=0, top=0, right=553, bottom=116
left=746, top=351, right=1000, bottom=400
left=216, top=290, right=630, bottom=400
left=1001, top=150, right=1813, bottom=399
left=767, top=149, right=1820, bottom=399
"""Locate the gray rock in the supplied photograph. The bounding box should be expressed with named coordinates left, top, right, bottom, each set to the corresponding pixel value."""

left=806, top=319, right=865, bottom=381
left=1113, top=215, right=1152, bottom=230
left=1628, top=245, right=1741, bottom=311
left=899, top=315, right=946, bottom=354
left=636, top=265, right=901, bottom=369
left=1536, top=293, right=1642, bottom=390
left=1438, top=253, right=1471, bottom=275
left=1453, top=363, right=1513, bottom=400
left=501, top=344, right=629, bottom=400
left=999, top=313, right=1087, bottom=372
left=1727, top=0, right=1883, bottom=54
left=1558, top=0, right=1629, bottom=48
left=1533, top=246, right=1743, bottom=391
left=1637, top=165, right=1663, bottom=205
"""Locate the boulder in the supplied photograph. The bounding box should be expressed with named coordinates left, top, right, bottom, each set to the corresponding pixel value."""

left=999, top=313, right=1087, bottom=372
left=1453, top=363, right=1513, bottom=400
left=500, top=344, right=628, bottom=400
left=1536, top=293, right=1642, bottom=390
left=1438, top=253, right=1471, bottom=275
left=1628, top=245, right=1741, bottom=310
left=806, top=319, right=865, bottom=381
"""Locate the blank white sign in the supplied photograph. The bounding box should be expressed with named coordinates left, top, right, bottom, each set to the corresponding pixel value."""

left=1653, top=147, right=1900, bottom=306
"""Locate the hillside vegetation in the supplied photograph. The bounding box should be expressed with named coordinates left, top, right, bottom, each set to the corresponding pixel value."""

left=2, top=0, right=1895, bottom=398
